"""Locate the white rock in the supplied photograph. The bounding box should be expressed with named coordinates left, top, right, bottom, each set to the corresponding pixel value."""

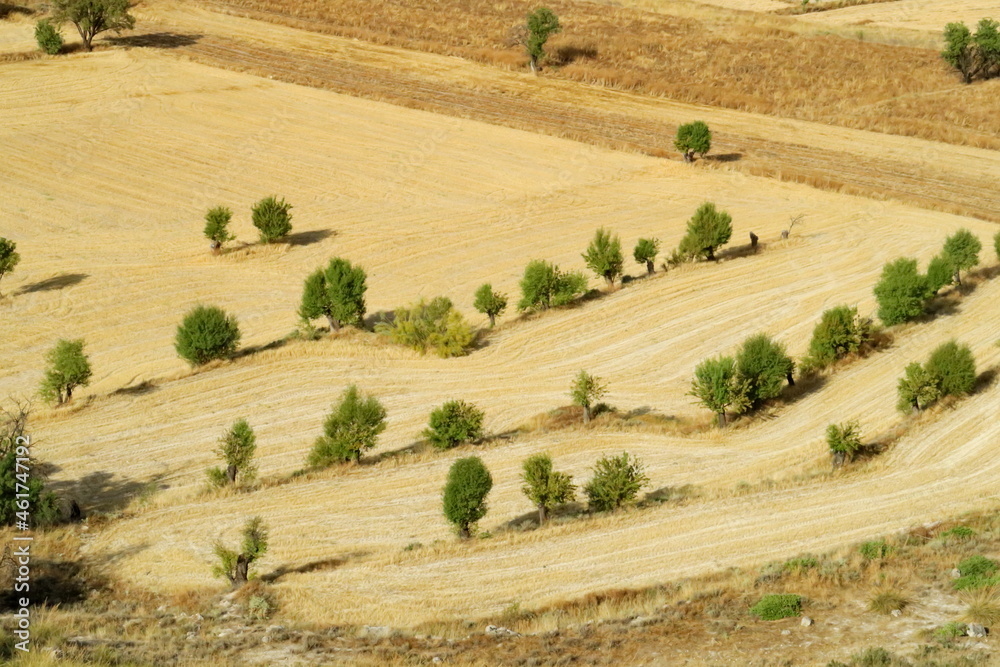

left=800, top=616, right=813, bottom=627
left=781, top=629, right=791, bottom=635
left=890, top=609, right=902, bottom=617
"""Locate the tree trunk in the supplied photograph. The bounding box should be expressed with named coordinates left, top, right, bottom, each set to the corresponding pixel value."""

left=583, top=405, right=590, bottom=425
left=65, top=385, right=73, bottom=402
left=606, top=276, right=615, bottom=288
left=459, top=525, right=471, bottom=539
left=954, top=269, right=962, bottom=286
left=537, top=504, right=547, bottom=525
left=226, top=464, right=238, bottom=485
left=488, top=313, right=496, bottom=327
left=79, top=25, right=95, bottom=52
left=786, top=371, right=795, bottom=387
left=706, top=247, right=715, bottom=261
left=233, top=554, right=249, bottom=587
left=831, top=451, right=846, bottom=470
left=749, top=232, right=758, bottom=250
left=717, top=411, right=727, bottom=428
left=210, top=240, right=221, bottom=255
left=645, top=260, right=654, bottom=274
left=326, top=314, right=340, bottom=332
left=683, top=150, right=694, bottom=163
left=529, top=57, right=538, bottom=75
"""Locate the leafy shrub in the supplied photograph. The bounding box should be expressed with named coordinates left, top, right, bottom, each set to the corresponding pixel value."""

left=521, top=453, right=575, bottom=524
left=736, top=333, right=795, bottom=408
left=212, top=516, right=268, bottom=587
left=896, top=362, right=941, bottom=413
left=954, top=555, right=1000, bottom=590
left=251, top=195, right=292, bottom=243
left=926, top=254, right=954, bottom=295
left=674, top=120, right=712, bottom=162
left=859, top=540, right=892, bottom=560
left=34, top=19, right=63, bottom=54
left=175, top=305, right=241, bottom=366
left=518, top=259, right=587, bottom=311
left=299, top=258, right=367, bottom=331
left=873, top=257, right=931, bottom=326
left=473, top=283, right=507, bottom=327
left=926, top=339, right=977, bottom=398
left=0, top=402, right=60, bottom=528
left=689, top=355, right=750, bottom=427
left=633, top=237, right=659, bottom=274
left=584, top=452, right=649, bottom=512
left=569, top=370, right=607, bottom=424
left=934, top=621, right=969, bottom=640
left=309, top=385, right=387, bottom=466
left=804, top=305, right=874, bottom=371
left=423, top=400, right=484, bottom=450
left=39, top=339, right=92, bottom=405
left=749, top=594, right=801, bottom=620
left=942, top=525, right=976, bottom=540
left=677, top=202, right=731, bottom=261
left=0, top=237, right=20, bottom=297
left=942, top=228, right=981, bottom=284
left=203, top=205, right=234, bottom=250
left=247, top=593, right=275, bottom=621
left=207, top=419, right=257, bottom=487
left=442, top=456, right=493, bottom=539
left=581, top=227, right=624, bottom=286
left=827, top=420, right=862, bottom=467
left=375, top=296, right=475, bottom=357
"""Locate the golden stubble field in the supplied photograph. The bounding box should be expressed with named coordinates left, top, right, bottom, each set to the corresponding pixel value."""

left=2, top=47, right=999, bottom=628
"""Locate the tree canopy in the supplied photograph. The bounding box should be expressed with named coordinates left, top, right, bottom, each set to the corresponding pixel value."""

left=53, top=0, right=135, bottom=52
left=678, top=202, right=732, bottom=261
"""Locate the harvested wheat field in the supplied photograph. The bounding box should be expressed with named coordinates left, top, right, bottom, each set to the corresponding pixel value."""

left=3, top=38, right=1000, bottom=639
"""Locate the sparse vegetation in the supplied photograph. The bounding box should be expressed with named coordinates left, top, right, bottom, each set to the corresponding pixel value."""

left=521, top=453, right=575, bottom=525
left=689, top=355, right=749, bottom=427
left=749, top=593, right=801, bottom=620
left=677, top=202, right=732, bottom=261
left=569, top=370, right=607, bottom=425
left=473, top=283, right=507, bottom=327
left=674, top=120, right=712, bottom=163
left=207, top=419, right=257, bottom=487
left=423, top=400, right=485, bottom=450
left=873, top=258, right=931, bottom=326
left=582, top=227, right=624, bottom=287
left=827, top=420, right=862, bottom=468
left=203, top=205, right=234, bottom=252
left=34, top=19, right=64, bottom=54
left=941, top=228, right=981, bottom=286
left=584, top=452, right=649, bottom=512
left=212, top=516, right=269, bottom=588
left=518, top=259, right=587, bottom=311
left=309, top=385, right=387, bottom=466
left=443, top=456, right=493, bottom=538
left=804, top=305, right=874, bottom=371
left=375, top=296, right=475, bottom=357
left=39, top=339, right=92, bottom=405
left=299, top=258, right=368, bottom=332
left=251, top=195, right=293, bottom=243
left=174, top=305, right=242, bottom=366
left=633, top=238, right=659, bottom=275
left=52, top=0, right=135, bottom=52
left=0, top=238, right=20, bottom=297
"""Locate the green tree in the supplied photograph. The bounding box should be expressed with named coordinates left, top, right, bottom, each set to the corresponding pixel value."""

left=521, top=453, right=575, bottom=524
left=873, top=257, right=931, bottom=326
left=34, top=19, right=64, bottom=54
left=678, top=202, right=732, bottom=261
left=175, top=305, right=241, bottom=366
left=212, top=516, right=268, bottom=588
left=442, top=456, right=493, bottom=539
left=826, top=420, right=862, bottom=468
left=994, top=230, right=1000, bottom=263
left=926, top=254, right=954, bottom=295
left=309, top=385, right=386, bottom=466
left=689, top=355, right=749, bottom=427
left=943, top=22, right=977, bottom=83
left=736, top=333, right=795, bottom=408
left=674, top=120, right=712, bottom=162
left=804, top=305, right=873, bottom=371
left=204, top=205, right=234, bottom=253
left=523, top=7, right=561, bottom=74
left=251, top=195, right=293, bottom=243
left=52, top=0, right=135, bottom=52
left=584, top=452, right=649, bottom=512
left=0, top=237, right=20, bottom=298
left=633, top=237, right=659, bottom=275
left=207, top=419, right=257, bottom=487
left=39, top=339, right=92, bottom=405
left=299, top=258, right=368, bottom=332
left=0, top=400, right=60, bottom=527
left=569, top=370, right=607, bottom=424
left=897, top=362, right=941, bottom=413
left=926, top=339, right=976, bottom=397
left=517, top=259, right=587, bottom=311
left=375, top=296, right=475, bottom=357
left=942, top=228, right=982, bottom=285
left=582, top=227, right=624, bottom=287
left=473, top=283, right=508, bottom=327
left=423, top=400, right=485, bottom=450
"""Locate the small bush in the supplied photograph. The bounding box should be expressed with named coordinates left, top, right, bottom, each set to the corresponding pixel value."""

left=39, top=338, right=92, bottom=405
left=584, top=452, right=649, bottom=512
left=926, top=339, right=977, bottom=398
left=859, top=540, right=892, bottom=560
left=896, top=361, right=941, bottom=413
left=942, top=525, right=976, bottom=540
left=827, top=420, right=862, bottom=467
left=749, top=594, right=801, bottom=620
left=933, top=621, right=968, bottom=640
left=783, top=556, right=819, bottom=573
left=175, top=305, right=241, bottom=366
left=309, top=385, right=387, bottom=466
left=960, top=587, right=1000, bottom=625
left=804, top=305, right=874, bottom=371
left=251, top=195, right=292, bottom=243
left=518, top=259, right=588, bottom=311
left=247, top=593, right=275, bottom=621
left=873, top=257, right=931, bottom=326
left=204, top=205, right=234, bottom=251
left=954, top=555, right=1000, bottom=590
left=375, top=296, right=474, bottom=357
left=633, top=237, right=659, bottom=274
left=677, top=201, right=732, bottom=261
left=34, top=19, right=63, bottom=54
left=674, top=120, right=712, bottom=162
left=850, top=647, right=904, bottom=667
left=473, top=283, right=507, bottom=327
left=423, top=400, right=485, bottom=450
left=868, top=589, right=910, bottom=615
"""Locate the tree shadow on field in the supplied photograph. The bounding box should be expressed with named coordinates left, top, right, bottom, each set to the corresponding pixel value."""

left=45, top=470, right=168, bottom=516
left=111, top=379, right=159, bottom=397
left=550, top=43, right=598, bottom=65
left=286, top=229, right=337, bottom=247
left=775, top=372, right=827, bottom=407
left=232, top=337, right=288, bottom=359
left=974, top=367, right=998, bottom=394
left=15, top=272, right=87, bottom=294
left=364, top=309, right=395, bottom=331
left=0, top=3, right=33, bottom=18
left=261, top=553, right=366, bottom=583
left=502, top=502, right=588, bottom=531
left=104, top=32, right=202, bottom=49
left=716, top=240, right=764, bottom=261
left=707, top=153, right=742, bottom=163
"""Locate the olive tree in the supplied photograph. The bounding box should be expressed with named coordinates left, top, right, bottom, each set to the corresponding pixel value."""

left=204, top=205, right=234, bottom=253
left=309, top=385, right=387, bottom=466
left=678, top=202, right=732, bottom=261
left=473, top=283, right=508, bottom=327
left=569, top=370, right=606, bottom=424
left=736, top=333, right=795, bottom=408
left=375, top=296, right=475, bottom=357
left=633, top=238, right=659, bottom=274
left=251, top=196, right=293, bottom=243
left=942, top=228, right=982, bottom=285
left=39, top=339, right=92, bottom=405
left=897, top=362, right=941, bottom=413
left=826, top=420, right=862, bottom=469
left=423, top=400, right=484, bottom=450
left=443, top=456, right=493, bottom=539
left=0, top=238, right=20, bottom=298
left=584, top=452, right=649, bottom=512
left=873, top=258, right=931, bottom=326
left=175, top=305, right=241, bottom=365
left=207, top=419, right=257, bottom=487
left=521, top=7, right=561, bottom=74
left=926, top=339, right=977, bottom=397
left=212, top=516, right=268, bottom=588
left=299, top=258, right=367, bottom=332
left=518, top=259, right=587, bottom=311
left=53, top=0, right=135, bottom=52
left=0, top=400, right=60, bottom=527
left=926, top=254, right=954, bottom=295
left=674, top=120, right=712, bottom=162
left=803, top=305, right=873, bottom=371
left=582, top=227, right=624, bottom=287
left=521, top=453, right=575, bottom=525
left=689, top=355, right=749, bottom=427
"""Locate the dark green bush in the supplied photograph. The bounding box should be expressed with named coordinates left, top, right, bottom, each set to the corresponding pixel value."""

left=251, top=195, right=292, bottom=243
left=423, top=400, right=484, bottom=450
left=175, top=305, right=241, bottom=366
left=309, top=385, right=387, bottom=467
left=859, top=540, right=892, bottom=560
left=749, top=594, right=801, bottom=620
left=583, top=452, right=649, bottom=512
left=804, top=305, right=874, bottom=370
left=926, top=339, right=976, bottom=398
left=518, top=259, right=587, bottom=311
left=953, top=555, right=1000, bottom=590
left=34, top=19, right=63, bottom=54
left=873, top=257, right=931, bottom=326
left=442, top=456, right=492, bottom=539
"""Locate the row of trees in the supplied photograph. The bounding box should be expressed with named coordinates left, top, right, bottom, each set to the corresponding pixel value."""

left=943, top=19, right=1000, bottom=83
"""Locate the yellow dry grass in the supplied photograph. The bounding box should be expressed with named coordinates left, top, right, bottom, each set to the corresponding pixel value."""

left=2, top=36, right=1000, bottom=630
